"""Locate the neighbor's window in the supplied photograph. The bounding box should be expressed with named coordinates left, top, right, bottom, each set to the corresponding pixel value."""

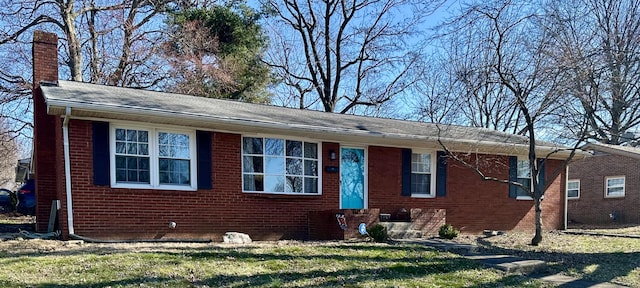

left=242, top=137, right=319, bottom=194
left=605, top=176, right=625, bottom=198
left=411, top=152, right=435, bottom=197
left=111, top=126, right=197, bottom=190
left=567, top=180, right=580, bottom=199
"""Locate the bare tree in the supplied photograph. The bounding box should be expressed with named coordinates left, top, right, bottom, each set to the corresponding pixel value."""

left=545, top=0, right=640, bottom=145
left=434, top=0, right=589, bottom=245
left=261, top=0, right=445, bottom=114
left=0, top=0, right=178, bottom=154
left=0, top=119, right=19, bottom=189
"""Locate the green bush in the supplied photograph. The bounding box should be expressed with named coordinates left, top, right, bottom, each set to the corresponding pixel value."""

left=438, top=224, right=459, bottom=239
left=366, top=224, right=388, bottom=242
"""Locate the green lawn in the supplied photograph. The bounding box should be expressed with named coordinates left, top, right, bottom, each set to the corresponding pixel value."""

left=0, top=241, right=549, bottom=288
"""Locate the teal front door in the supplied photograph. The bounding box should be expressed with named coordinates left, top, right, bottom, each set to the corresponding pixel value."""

left=340, top=147, right=366, bottom=209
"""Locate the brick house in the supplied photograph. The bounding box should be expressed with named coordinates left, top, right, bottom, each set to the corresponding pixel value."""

left=567, top=143, right=640, bottom=225
left=31, top=31, right=572, bottom=241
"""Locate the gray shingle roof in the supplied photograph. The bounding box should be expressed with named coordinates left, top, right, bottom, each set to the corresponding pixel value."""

left=40, top=80, right=569, bottom=158
left=582, top=143, right=640, bottom=160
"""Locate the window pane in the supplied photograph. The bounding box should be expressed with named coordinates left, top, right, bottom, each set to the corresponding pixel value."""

left=243, top=174, right=264, bottom=191
left=126, top=130, right=137, bottom=142
left=115, top=155, right=150, bottom=184
left=265, top=156, right=284, bottom=174
left=607, top=178, right=624, bottom=186
left=159, top=158, right=190, bottom=185
left=116, top=142, right=126, bottom=154
left=116, top=169, right=126, bottom=181
left=264, top=175, right=285, bottom=192
left=243, top=156, right=263, bottom=173
left=115, top=156, right=126, bottom=169
left=127, top=157, right=138, bottom=169
left=568, top=181, right=579, bottom=189
left=304, top=160, right=318, bottom=176
left=127, top=143, right=137, bottom=154
left=411, top=153, right=431, bottom=173
left=138, top=144, right=148, bottom=155
left=517, top=160, right=530, bottom=178
left=286, top=158, right=302, bottom=175
left=568, top=189, right=578, bottom=198
left=304, top=177, right=318, bottom=193
left=608, top=187, right=624, bottom=194
left=115, top=128, right=125, bottom=141
left=411, top=173, right=430, bottom=195
left=265, top=138, right=284, bottom=156
left=243, top=137, right=263, bottom=154
left=304, top=143, right=317, bottom=158
left=128, top=170, right=138, bottom=182
left=286, top=176, right=303, bottom=193
left=139, top=157, right=149, bottom=170
left=158, top=132, right=168, bottom=145
left=138, top=130, right=148, bottom=142
left=286, top=140, right=302, bottom=157
left=158, top=132, right=190, bottom=159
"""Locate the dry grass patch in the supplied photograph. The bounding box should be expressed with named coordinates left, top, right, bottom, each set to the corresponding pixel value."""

left=456, top=229, right=640, bottom=287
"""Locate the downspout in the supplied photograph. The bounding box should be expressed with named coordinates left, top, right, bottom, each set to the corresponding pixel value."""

left=61, top=108, right=208, bottom=244
left=63, top=107, right=75, bottom=235
left=564, top=165, right=569, bottom=230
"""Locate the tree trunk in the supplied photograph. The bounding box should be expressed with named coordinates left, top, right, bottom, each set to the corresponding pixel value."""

left=531, top=196, right=543, bottom=246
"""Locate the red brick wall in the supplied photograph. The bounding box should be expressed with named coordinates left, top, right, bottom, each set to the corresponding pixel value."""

left=568, top=154, right=640, bottom=224
left=61, top=120, right=344, bottom=240
left=368, top=146, right=565, bottom=233
left=53, top=119, right=566, bottom=240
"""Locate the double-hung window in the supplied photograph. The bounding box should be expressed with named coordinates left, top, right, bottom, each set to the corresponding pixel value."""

left=411, top=152, right=435, bottom=197
left=567, top=180, right=580, bottom=199
left=111, top=125, right=197, bottom=190
left=242, top=137, right=320, bottom=194
left=605, top=176, right=625, bottom=198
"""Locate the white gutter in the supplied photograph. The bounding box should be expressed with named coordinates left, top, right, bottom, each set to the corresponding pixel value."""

left=63, top=107, right=74, bottom=235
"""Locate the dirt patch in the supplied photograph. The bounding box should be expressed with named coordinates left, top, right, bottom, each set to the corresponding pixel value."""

left=0, top=213, right=35, bottom=233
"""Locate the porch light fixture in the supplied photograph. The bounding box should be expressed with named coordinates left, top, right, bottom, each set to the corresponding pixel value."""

left=329, top=150, right=337, bottom=160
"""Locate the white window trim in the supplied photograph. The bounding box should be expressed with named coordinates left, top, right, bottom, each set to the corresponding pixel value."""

left=411, top=149, right=437, bottom=198
left=109, top=124, right=198, bottom=191
left=567, top=179, right=580, bottom=199
left=604, top=175, right=625, bottom=198
left=241, top=134, right=323, bottom=196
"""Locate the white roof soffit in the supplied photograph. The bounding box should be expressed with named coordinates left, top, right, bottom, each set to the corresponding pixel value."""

left=41, top=81, right=575, bottom=159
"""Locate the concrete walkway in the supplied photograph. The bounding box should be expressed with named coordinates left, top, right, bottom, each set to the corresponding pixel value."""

left=397, top=238, right=627, bottom=288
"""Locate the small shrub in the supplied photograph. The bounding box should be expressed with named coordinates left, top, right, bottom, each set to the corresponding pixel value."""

left=367, top=224, right=388, bottom=242
left=439, top=224, right=459, bottom=239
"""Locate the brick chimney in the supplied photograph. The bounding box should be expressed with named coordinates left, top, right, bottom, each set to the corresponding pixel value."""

left=32, top=30, right=63, bottom=233
left=32, top=31, right=59, bottom=88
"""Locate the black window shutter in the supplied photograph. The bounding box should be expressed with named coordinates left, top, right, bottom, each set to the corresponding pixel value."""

left=196, top=130, right=212, bottom=190
left=537, top=158, right=546, bottom=194
left=92, top=121, right=110, bottom=186
left=436, top=151, right=447, bottom=197
left=401, top=148, right=412, bottom=196
left=508, top=156, right=518, bottom=198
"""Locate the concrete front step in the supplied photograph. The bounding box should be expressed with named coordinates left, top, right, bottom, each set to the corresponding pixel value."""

left=379, top=222, right=423, bottom=239
left=387, top=229, right=423, bottom=239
